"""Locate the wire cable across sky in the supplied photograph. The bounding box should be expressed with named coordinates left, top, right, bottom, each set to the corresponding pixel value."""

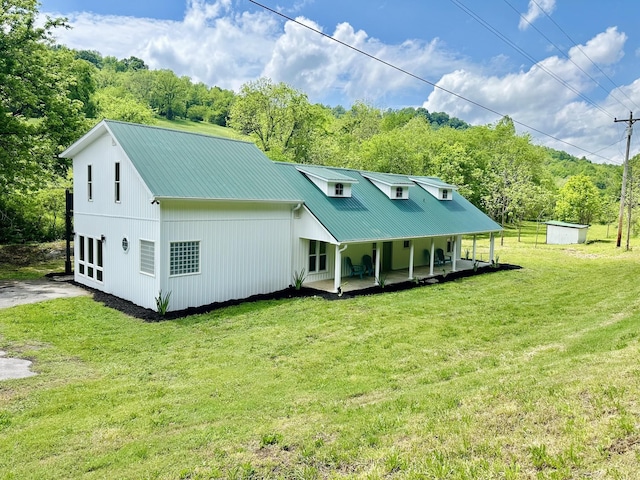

left=248, top=0, right=622, bottom=163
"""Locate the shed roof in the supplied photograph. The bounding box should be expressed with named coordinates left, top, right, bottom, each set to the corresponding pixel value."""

left=361, top=171, right=415, bottom=186
left=297, top=165, right=358, bottom=183
left=63, top=120, right=302, bottom=203
left=545, top=221, right=589, bottom=229
left=277, top=163, right=502, bottom=242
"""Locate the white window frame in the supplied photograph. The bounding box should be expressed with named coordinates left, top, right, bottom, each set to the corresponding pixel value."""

left=308, top=240, right=327, bottom=273
left=170, top=241, right=200, bottom=277
left=114, top=162, right=121, bottom=203
left=87, top=165, right=93, bottom=201
left=335, top=183, right=344, bottom=196
left=77, top=235, right=103, bottom=282
left=140, top=239, right=155, bottom=276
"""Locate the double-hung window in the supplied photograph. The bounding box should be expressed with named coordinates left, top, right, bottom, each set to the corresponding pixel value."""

left=308, top=240, right=327, bottom=272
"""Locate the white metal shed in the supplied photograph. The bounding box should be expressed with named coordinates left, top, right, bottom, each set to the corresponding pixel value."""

left=545, top=221, right=589, bottom=245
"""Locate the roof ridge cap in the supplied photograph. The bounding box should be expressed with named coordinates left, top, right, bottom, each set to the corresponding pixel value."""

left=103, top=119, right=254, bottom=145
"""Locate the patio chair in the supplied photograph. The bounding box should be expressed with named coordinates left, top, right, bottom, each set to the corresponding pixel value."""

left=362, top=254, right=374, bottom=276
left=346, top=257, right=365, bottom=279
left=423, top=249, right=431, bottom=265
left=435, top=248, right=451, bottom=266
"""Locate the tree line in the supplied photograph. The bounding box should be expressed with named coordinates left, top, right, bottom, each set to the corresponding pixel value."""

left=0, top=0, right=628, bottom=244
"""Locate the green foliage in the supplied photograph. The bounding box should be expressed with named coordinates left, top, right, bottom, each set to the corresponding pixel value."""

left=155, top=290, right=172, bottom=316
left=94, top=87, right=155, bottom=124
left=291, top=269, right=306, bottom=290
left=229, top=78, right=321, bottom=163
left=0, top=1, right=89, bottom=194
left=555, top=174, right=602, bottom=224
left=0, top=180, right=70, bottom=243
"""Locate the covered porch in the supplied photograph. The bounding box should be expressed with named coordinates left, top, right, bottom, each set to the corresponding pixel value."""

left=307, top=259, right=490, bottom=293
left=309, top=233, right=497, bottom=294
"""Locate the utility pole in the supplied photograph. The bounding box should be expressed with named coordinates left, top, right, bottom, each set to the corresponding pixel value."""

left=614, top=112, right=638, bottom=248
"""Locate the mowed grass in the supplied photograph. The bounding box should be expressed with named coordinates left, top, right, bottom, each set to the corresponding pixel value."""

left=1, top=224, right=640, bottom=479
left=152, top=117, right=249, bottom=141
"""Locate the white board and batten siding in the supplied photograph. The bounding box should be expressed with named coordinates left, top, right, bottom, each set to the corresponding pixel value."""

left=160, top=200, right=294, bottom=311
left=73, top=131, right=161, bottom=310
left=291, top=206, right=339, bottom=282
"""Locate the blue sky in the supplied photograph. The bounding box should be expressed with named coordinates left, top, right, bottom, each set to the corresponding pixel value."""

left=39, top=0, right=640, bottom=164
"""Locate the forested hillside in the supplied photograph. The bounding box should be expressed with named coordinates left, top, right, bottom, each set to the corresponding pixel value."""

left=0, top=1, right=631, bottom=243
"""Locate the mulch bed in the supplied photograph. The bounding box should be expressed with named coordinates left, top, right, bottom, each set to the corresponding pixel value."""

left=52, top=263, right=521, bottom=322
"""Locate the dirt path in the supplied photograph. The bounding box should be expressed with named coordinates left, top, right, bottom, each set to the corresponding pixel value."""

left=0, top=277, right=89, bottom=309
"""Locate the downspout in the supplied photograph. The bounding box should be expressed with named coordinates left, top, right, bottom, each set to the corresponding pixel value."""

left=334, top=243, right=348, bottom=293
left=290, top=203, right=303, bottom=287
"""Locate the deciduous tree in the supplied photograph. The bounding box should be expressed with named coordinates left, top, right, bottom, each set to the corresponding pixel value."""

left=0, top=0, right=88, bottom=193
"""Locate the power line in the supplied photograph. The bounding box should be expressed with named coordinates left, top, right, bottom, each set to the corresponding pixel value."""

left=503, top=0, right=634, bottom=114
left=449, top=0, right=615, bottom=120
left=530, top=0, right=640, bottom=112
left=247, top=0, right=619, bottom=163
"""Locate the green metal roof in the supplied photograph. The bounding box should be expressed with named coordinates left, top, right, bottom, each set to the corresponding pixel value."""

left=410, top=176, right=458, bottom=189
left=361, top=172, right=415, bottom=186
left=276, top=163, right=502, bottom=242
left=297, top=165, right=358, bottom=183
left=105, top=120, right=301, bottom=202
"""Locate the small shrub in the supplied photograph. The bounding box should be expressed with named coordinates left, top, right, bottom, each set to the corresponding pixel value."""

left=376, top=274, right=387, bottom=288
left=292, top=269, right=306, bottom=290
left=155, top=290, right=172, bottom=316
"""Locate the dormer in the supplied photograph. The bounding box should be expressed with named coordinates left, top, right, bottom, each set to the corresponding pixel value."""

left=296, top=165, right=357, bottom=198
left=361, top=172, right=413, bottom=200
left=410, top=176, right=457, bottom=201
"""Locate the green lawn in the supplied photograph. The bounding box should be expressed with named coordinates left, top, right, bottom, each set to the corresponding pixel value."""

left=1, top=225, right=639, bottom=479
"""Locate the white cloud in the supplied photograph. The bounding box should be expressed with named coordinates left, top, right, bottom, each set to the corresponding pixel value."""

left=519, top=0, right=556, bottom=30
left=44, top=0, right=282, bottom=91
left=262, top=17, right=467, bottom=105
left=423, top=28, right=635, bottom=162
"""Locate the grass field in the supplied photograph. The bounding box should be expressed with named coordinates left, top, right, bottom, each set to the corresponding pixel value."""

left=152, top=117, right=248, bottom=141
left=1, top=224, right=639, bottom=479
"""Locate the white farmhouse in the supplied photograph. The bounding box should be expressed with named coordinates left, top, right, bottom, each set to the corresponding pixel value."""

left=62, top=120, right=502, bottom=312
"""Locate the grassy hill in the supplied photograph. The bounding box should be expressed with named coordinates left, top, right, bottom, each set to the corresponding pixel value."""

left=152, top=117, right=249, bottom=141
left=0, top=224, right=639, bottom=478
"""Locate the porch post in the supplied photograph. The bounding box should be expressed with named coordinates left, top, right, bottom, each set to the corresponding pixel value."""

left=408, top=240, right=414, bottom=280
left=489, top=233, right=495, bottom=263
left=429, top=238, right=435, bottom=275
left=374, top=243, right=381, bottom=285
left=472, top=235, right=477, bottom=262
left=452, top=237, right=457, bottom=272
left=334, top=244, right=343, bottom=293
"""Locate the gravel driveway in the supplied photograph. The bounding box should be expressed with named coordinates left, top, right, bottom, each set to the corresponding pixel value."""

left=0, top=276, right=89, bottom=380
left=0, top=277, right=89, bottom=309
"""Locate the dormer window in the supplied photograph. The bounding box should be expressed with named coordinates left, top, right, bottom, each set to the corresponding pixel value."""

left=410, top=176, right=458, bottom=201
left=361, top=172, right=412, bottom=200
left=296, top=166, right=357, bottom=198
